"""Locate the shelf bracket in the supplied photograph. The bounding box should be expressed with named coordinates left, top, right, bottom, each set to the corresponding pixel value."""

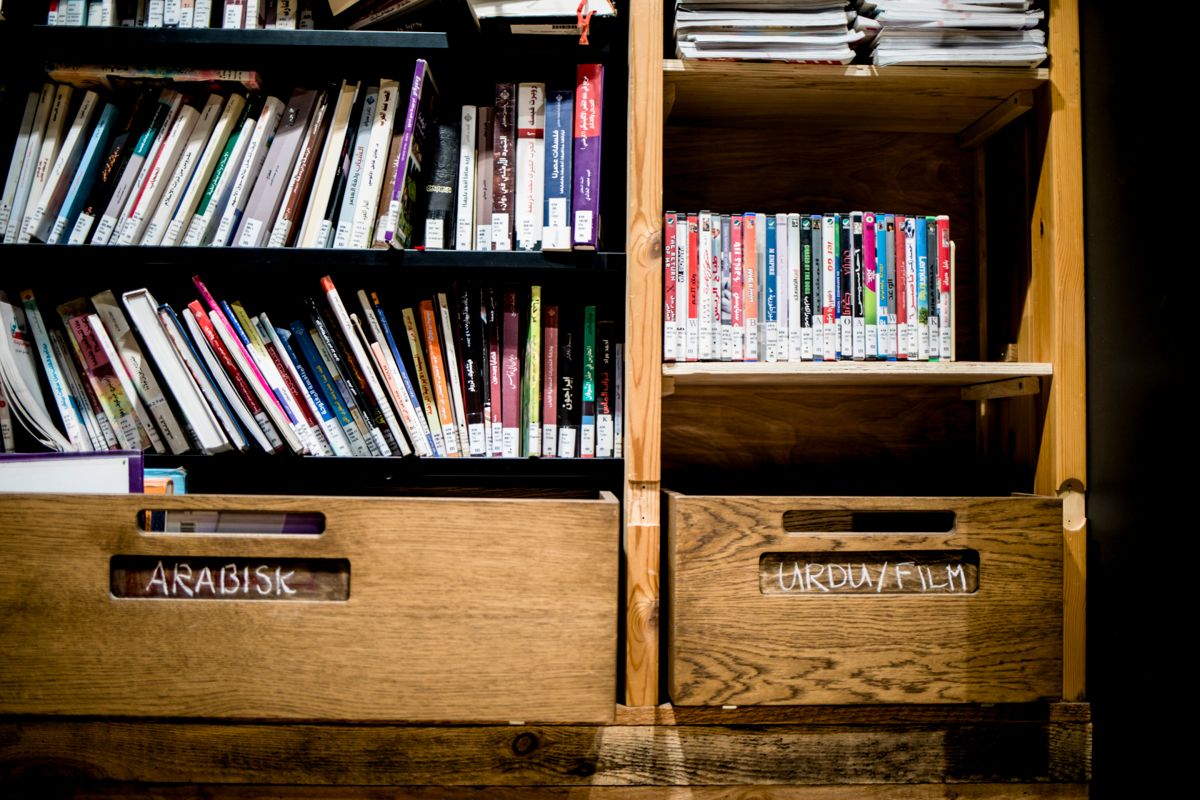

left=959, top=90, right=1035, bottom=149
left=961, top=376, right=1041, bottom=401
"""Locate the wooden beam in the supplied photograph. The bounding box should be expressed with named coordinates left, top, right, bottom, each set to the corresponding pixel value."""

left=960, top=90, right=1036, bottom=149
left=962, top=376, right=1042, bottom=401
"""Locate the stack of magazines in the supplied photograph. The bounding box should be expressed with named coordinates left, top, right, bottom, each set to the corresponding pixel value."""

left=853, top=1, right=1046, bottom=67
left=673, top=1, right=869, bottom=64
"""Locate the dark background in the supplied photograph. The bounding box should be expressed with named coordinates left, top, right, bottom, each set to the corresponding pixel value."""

left=1082, top=5, right=1182, bottom=796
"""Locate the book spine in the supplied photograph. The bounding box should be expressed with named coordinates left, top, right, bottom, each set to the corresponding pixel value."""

left=62, top=310, right=145, bottom=450
left=572, top=64, right=603, bottom=250
left=296, top=81, right=356, bottom=248
left=926, top=215, right=939, bottom=361
left=902, top=215, right=917, bottom=359
left=877, top=213, right=892, bottom=359
left=4, top=84, right=56, bottom=243
left=211, top=96, right=279, bottom=245
left=436, top=292, right=469, bottom=456
left=742, top=213, right=758, bottom=362
left=257, top=315, right=331, bottom=455
left=19, top=83, right=73, bottom=243
left=456, top=286, right=486, bottom=457
left=474, top=106, right=493, bottom=251
left=183, top=103, right=253, bottom=246
left=28, top=88, right=97, bottom=244
left=763, top=214, right=778, bottom=362
left=486, top=289, right=502, bottom=456
left=674, top=213, right=688, bottom=359
left=454, top=105, right=477, bottom=251
left=119, top=101, right=199, bottom=245
left=915, top=215, right=929, bottom=361
left=729, top=214, right=744, bottom=361
left=157, top=304, right=244, bottom=452
left=491, top=82, right=515, bottom=251
left=306, top=298, right=386, bottom=456
left=542, top=88, right=573, bottom=251
left=143, top=94, right=225, bottom=246
left=772, top=213, right=787, bottom=361
left=524, top=286, right=541, bottom=456
left=50, top=329, right=103, bottom=450
left=580, top=305, right=596, bottom=457
left=851, top=211, right=865, bottom=360
left=863, top=212, right=878, bottom=359
left=332, top=86, right=376, bottom=249
left=401, top=306, right=448, bottom=457
left=515, top=83, right=545, bottom=251
left=389, top=60, right=437, bottom=250
left=614, top=343, right=623, bottom=458
left=541, top=304, right=558, bottom=457
left=420, top=123, right=459, bottom=250
left=938, top=215, right=952, bottom=361
left=50, top=101, right=119, bottom=244
left=273, top=323, right=352, bottom=456
left=697, top=211, right=712, bottom=360
left=685, top=213, right=700, bottom=361
left=289, top=318, right=367, bottom=455
left=420, top=299, right=460, bottom=458
left=268, top=87, right=331, bottom=248
left=799, top=215, right=813, bottom=360
left=57, top=324, right=120, bottom=449
left=556, top=319, right=577, bottom=458
left=180, top=305, right=269, bottom=453
left=663, top=211, right=678, bottom=362
left=500, top=290, right=520, bottom=456
left=367, top=292, right=436, bottom=456
left=821, top=213, right=837, bottom=361
left=719, top=214, right=732, bottom=361
left=595, top=319, right=614, bottom=458
left=21, top=290, right=88, bottom=449
left=895, top=214, right=908, bottom=359
left=236, top=88, right=316, bottom=248
left=786, top=212, right=802, bottom=361
left=0, top=92, right=43, bottom=241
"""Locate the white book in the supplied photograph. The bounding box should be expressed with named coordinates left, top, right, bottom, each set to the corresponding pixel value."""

left=63, top=0, right=86, bottom=25
left=107, top=91, right=185, bottom=246
left=774, top=212, right=788, bottom=362
left=90, top=90, right=179, bottom=246
left=182, top=305, right=271, bottom=452
left=349, top=79, right=397, bottom=250
left=5, top=84, right=55, bottom=243
left=117, top=102, right=199, bottom=246
left=91, top=289, right=191, bottom=454
left=297, top=81, right=359, bottom=248
left=141, top=95, right=224, bottom=246
left=332, top=86, right=376, bottom=249
left=89, top=308, right=169, bottom=454
left=194, top=0, right=213, bottom=27
left=27, top=90, right=100, bottom=243
left=183, top=111, right=254, bottom=246
left=697, top=211, right=713, bottom=360
left=273, top=0, right=296, bottom=28
left=235, top=88, right=316, bottom=248
left=0, top=301, right=74, bottom=451
left=436, top=293, right=470, bottom=457
left=121, top=290, right=230, bottom=453
left=18, top=84, right=73, bottom=243
left=49, top=330, right=100, bottom=450
left=161, top=93, right=244, bottom=246
left=212, top=95, right=284, bottom=247
left=20, top=290, right=88, bottom=450
left=514, top=83, right=545, bottom=251
left=0, top=92, right=42, bottom=240
left=787, top=213, right=803, bottom=361
left=321, top=277, right=412, bottom=456
left=164, top=0, right=180, bottom=25
left=454, top=105, right=476, bottom=251
left=147, top=0, right=164, bottom=26
left=676, top=214, right=690, bottom=360
left=88, top=1, right=117, bottom=26
left=821, top=215, right=837, bottom=361
left=474, top=106, right=493, bottom=250
left=156, top=305, right=249, bottom=452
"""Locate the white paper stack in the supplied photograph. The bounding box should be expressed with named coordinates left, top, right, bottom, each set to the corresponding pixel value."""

left=674, top=1, right=866, bottom=63
left=853, top=1, right=1046, bottom=67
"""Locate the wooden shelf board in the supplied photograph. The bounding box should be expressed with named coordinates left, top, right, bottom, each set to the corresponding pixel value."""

left=663, top=60, right=1048, bottom=135
left=663, top=361, right=1053, bottom=388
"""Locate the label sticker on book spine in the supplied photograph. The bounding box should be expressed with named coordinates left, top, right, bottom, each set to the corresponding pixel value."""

left=573, top=210, right=593, bottom=244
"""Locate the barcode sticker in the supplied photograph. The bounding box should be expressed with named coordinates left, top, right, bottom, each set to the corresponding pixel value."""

left=573, top=210, right=593, bottom=244
left=491, top=213, right=511, bottom=251
left=68, top=212, right=95, bottom=245
left=236, top=217, right=263, bottom=248
left=542, top=424, right=557, bottom=457
left=558, top=427, right=577, bottom=459
left=425, top=219, right=445, bottom=249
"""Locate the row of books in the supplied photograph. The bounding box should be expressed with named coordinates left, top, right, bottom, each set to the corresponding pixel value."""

left=0, top=61, right=604, bottom=251
left=41, top=0, right=467, bottom=30
left=0, top=278, right=622, bottom=459
left=663, top=210, right=954, bottom=363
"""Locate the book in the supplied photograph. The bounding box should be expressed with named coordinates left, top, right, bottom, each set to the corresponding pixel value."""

left=421, top=123, right=459, bottom=249
left=455, top=285, right=487, bottom=457
left=363, top=291, right=436, bottom=456
left=0, top=451, right=144, bottom=494
left=181, top=94, right=257, bottom=246
left=453, top=105, right=476, bottom=250
left=664, top=211, right=678, bottom=362
left=799, top=214, right=814, bottom=360
left=0, top=299, right=73, bottom=451
left=937, top=215, right=952, bottom=360
left=555, top=308, right=577, bottom=458
left=541, top=304, right=558, bottom=457
left=697, top=211, right=712, bottom=360
left=473, top=106, right=494, bottom=250
left=385, top=58, right=438, bottom=250
left=571, top=64, right=603, bottom=250
left=288, top=317, right=368, bottom=456
left=719, top=214, right=732, bottom=361
left=786, top=212, right=802, bottom=361
left=762, top=213, right=777, bottom=362
left=500, top=289, right=520, bottom=456
left=350, top=79, right=398, bottom=249
left=522, top=285, right=541, bottom=456
left=419, top=298, right=460, bottom=457
left=18, top=84, right=74, bottom=243
left=402, top=305, right=449, bottom=456
left=742, top=212, right=757, bottom=361
left=435, top=291, right=469, bottom=456
left=268, top=85, right=333, bottom=247
left=542, top=87, right=573, bottom=251
left=117, top=97, right=200, bottom=246
left=851, top=211, right=865, bottom=360
left=514, top=82, right=545, bottom=251
left=685, top=213, right=699, bottom=361
left=485, top=288, right=502, bottom=455
left=4, top=84, right=55, bottom=243
left=141, top=93, right=227, bottom=246
left=730, top=214, right=744, bottom=361
left=864, top=211, right=878, bottom=359
left=262, top=313, right=333, bottom=455
left=595, top=318, right=614, bottom=458
left=21, top=289, right=89, bottom=450
left=821, top=213, right=837, bottom=361
left=332, top=85, right=376, bottom=249
left=272, top=321, right=353, bottom=456
left=579, top=304, right=596, bottom=457
left=235, top=88, right=317, bottom=247
left=0, top=91, right=42, bottom=241
left=296, top=81, right=360, bottom=248
left=773, top=212, right=786, bottom=362
left=47, top=101, right=119, bottom=245
left=491, top=82, right=516, bottom=251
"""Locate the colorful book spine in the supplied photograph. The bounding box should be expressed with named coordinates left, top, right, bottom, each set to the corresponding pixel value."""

left=367, top=293, right=437, bottom=456
left=491, top=83, right=516, bottom=252
left=742, top=213, right=758, bottom=362
left=895, top=214, right=908, bottom=360
left=799, top=215, right=814, bottom=360
left=213, top=94, right=284, bottom=247
left=59, top=303, right=148, bottom=451
left=809, top=214, right=822, bottom=360
left=542, top=88, right=573, bottom=251
left=436, top=292, right=469, bottom=456
left=401, top=307, right=449, bottom=457
left=926, top=215, right=939, bottom=361
left=675, top=212, right=688, bottom=359
left=786, top=212, right=802, bottom=361
left=730, top=214, right=744, bottom=361
left=685, top=213, right=700, bottom=361
left=595, top=319, right=614, bottom=458
left=541, top=304, right=559, bottom=457
left=664, top=211, right=678, bottom=362
left=556, top=313, right=577, bottom=458
left=23, top=290, right=88, bottom=449
left=500, top=290, right=520, bottom=457
left=454, top=105, right=477, bottom=251
left=850, top=211, right=865, bottom=360
left=515, top=83, right=545, bottom=252
left=524, top=286, right=542, bottom=456
left=456, top=286, right=487, bottom=457
left=763, top=214, right=778, bottom=362
left=571, top=64, right=603, bottom=250
left=863, top=212, right=878, bottom=359
left=875, top=214, right=891, bottom=360
left=719, top=214, right=732, bottom=361
left=821, top=214, right=837, bottom=361
left=903, top=215, right=918, bottom=359
left=915, top=215, right=929, bottom=361
left=288, top=318, right=365, bottom=456
left=938, top=215, right=952, bottom=361
left=420, top=299, right=460, bottom=458
left=580, top=305, right=596, bottom=458
left=386, top=59, right=437, bottom=250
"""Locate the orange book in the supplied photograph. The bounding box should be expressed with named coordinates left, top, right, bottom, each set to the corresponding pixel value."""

left=419, top=299, right=460, bottom=457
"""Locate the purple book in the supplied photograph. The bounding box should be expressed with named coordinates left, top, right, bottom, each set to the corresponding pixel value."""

left=385, top=58, right=438, bottom=249
left=491, top=82, right=516, bottom=251
left=571, top=64, right=603, bottom=250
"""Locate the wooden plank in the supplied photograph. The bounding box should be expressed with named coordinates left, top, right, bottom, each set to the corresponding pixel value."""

left=0, top=720, right=1091, bottom=785
left=665, top=361, right=1052, bottom=387
left=664, top=61, right=1048, bottom=134
left=27, top=784, right=1092, bottom=799
left=0, top=493, right=619, bottom=723
left=669, top=494, right=1063, bottom=705
left=959, top=91, right=1036, bottom=149
left=623, top=0, right=664, bottom=708
left=961, top=377, right=1042, bottom=401
left=613, top=703, right=1084, bottom=726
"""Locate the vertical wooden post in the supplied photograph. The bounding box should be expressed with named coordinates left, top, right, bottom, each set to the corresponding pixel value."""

left=624, top=0, right=664, bottom=707
left=1026, top=0, right=1087, bottom=701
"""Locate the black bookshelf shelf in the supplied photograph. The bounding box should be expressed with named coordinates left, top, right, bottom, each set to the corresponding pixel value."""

left=147, top=453, right=624, bottom=495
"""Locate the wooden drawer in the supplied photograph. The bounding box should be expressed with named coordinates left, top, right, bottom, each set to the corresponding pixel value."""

left=0, top=492, right=619, bottom=723
left=667, top=493, right=1063, bottom=705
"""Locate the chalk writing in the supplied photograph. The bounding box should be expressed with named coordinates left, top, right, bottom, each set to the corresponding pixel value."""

left=760, top=551, right=978, bottom=595
left=110, top=556, right=349, bottom=601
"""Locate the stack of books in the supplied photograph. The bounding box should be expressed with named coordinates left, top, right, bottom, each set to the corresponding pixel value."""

left=0, top=62, right=606, bottom=251
left=663, top=210, right=953, bottom=364
left=0, top=278, right=622, bottom=459
left=853, top=1, right=1046, bottom=67
left=673, top=0, right=869, bottom=63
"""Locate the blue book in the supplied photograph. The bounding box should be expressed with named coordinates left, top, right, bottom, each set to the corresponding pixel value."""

left=289, top=319, right=363, bottom=456
left=274, top=325, right=351, bottom=457
left=50, top=101, right=118, bottom=244
left=878, top=213, right=894, bottom=361
left=764, top=214, right=778, bottom=360
left=915, top=214, right=929, bottom=359
left=542, top=88, right=573, bottom=251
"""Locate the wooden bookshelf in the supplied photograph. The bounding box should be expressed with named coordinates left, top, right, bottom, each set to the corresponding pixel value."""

left=664, top=361, right=1053, bottom=388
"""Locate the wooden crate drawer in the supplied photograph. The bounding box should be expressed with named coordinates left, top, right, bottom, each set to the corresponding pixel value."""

left=0, top=492, right=619, bottom=723
left=667, top=493, right=1062, bottom=705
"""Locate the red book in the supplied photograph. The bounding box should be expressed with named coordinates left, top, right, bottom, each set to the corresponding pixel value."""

left=687, top=212, right=699, bottom=361
left=937, top=215, right=951, bottom=360
left=894, top=215, right=907, bottom=360
left=486, top=288, right=503, bottom=457
left=664, top=211, right=677, bottom=362
left=542, top=304, right=559, bottom=457
left=730, top=214, right=744, bottom=361
left=501, top=289, right=520, bottom=457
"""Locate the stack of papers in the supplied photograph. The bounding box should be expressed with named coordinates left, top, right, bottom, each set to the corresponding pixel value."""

left=854, top=1, right=1046, bottom=67
left=674, top=1, right=868, bottom=64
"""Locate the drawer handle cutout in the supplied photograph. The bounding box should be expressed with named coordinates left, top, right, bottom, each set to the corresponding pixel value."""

left=761, top=551, right=979, bottom=595
left=782, top=510, right=956, bottom=534
left=138, top=510, right=325, bottom=535
left=111, top=556, right=350, bottom=601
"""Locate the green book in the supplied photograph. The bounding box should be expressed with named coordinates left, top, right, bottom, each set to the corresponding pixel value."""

left=581, top=304, right=596, bottom=458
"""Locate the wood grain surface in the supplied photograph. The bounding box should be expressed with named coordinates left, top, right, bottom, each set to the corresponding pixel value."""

left=663, top=362, right=1052, bottom=387
left=668, top=494, right=1062, bottom=705
left=0, top=492, right=619, bottom=722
